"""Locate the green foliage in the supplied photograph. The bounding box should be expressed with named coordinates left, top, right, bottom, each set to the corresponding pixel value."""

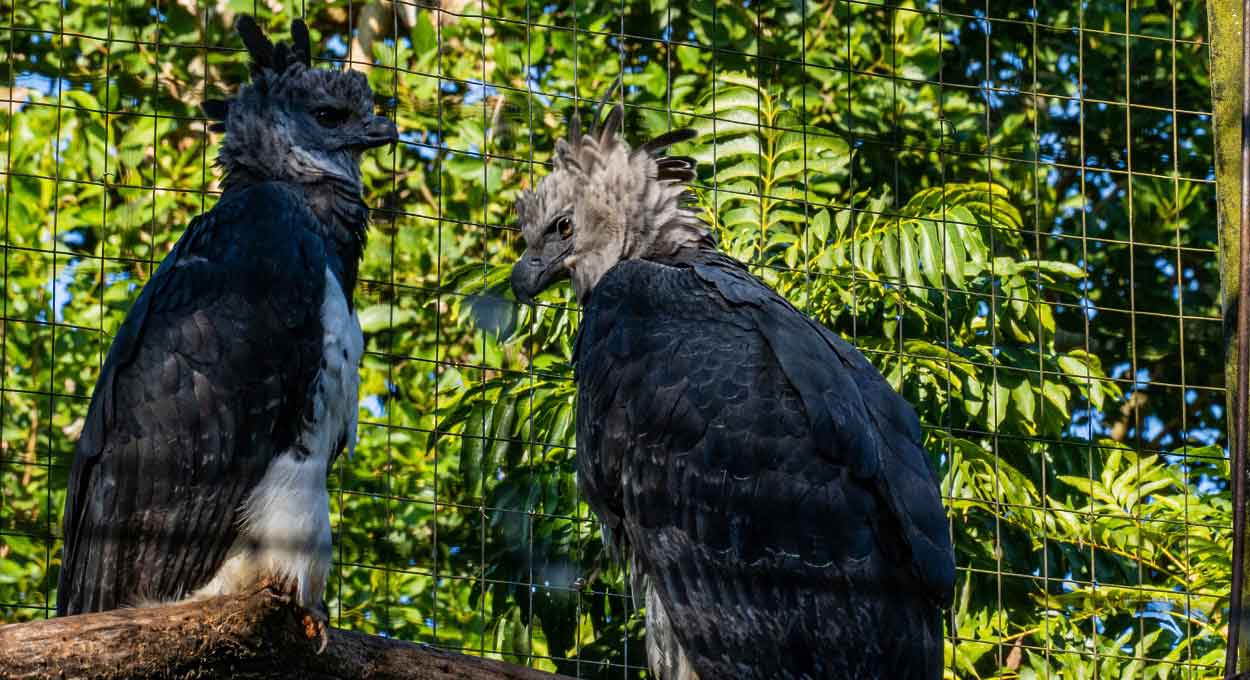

left=0, top=1, right=1225, bottom=678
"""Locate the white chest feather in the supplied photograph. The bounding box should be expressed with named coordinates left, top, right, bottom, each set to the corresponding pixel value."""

left=194, top=268, right=362, bottom=608
left=645, top=581, right=700, bottom=680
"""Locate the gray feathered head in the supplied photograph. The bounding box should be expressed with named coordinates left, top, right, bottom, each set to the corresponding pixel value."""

left=203, top=16, right=397, bottom=190
left=511, top=82, right=713, bottom=304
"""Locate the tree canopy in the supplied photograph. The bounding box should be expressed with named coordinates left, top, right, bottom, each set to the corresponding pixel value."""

left=0, top=1, right=1226, bottom=677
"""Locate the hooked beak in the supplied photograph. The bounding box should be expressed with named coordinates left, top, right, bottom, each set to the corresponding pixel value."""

left=511, top=253, right=570, bottom=305
left=353, top=115, right=399, bottom=150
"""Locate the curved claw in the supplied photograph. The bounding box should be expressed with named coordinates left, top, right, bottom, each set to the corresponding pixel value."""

left=301, top=612, right=329, bottom=654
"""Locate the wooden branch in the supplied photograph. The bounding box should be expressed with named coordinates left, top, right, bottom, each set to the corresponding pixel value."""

left=0, top=588, right=573, bottom=680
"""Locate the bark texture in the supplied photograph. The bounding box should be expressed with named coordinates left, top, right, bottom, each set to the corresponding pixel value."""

left=0, top=588, right=572, bottom=680
left=1210, top=0, right=1250, bottom=673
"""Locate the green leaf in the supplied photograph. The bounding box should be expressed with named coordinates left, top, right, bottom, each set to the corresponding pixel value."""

left=916, top=218, right=944, bottom=289
left=989, top=380, right=1010, bottom=431
left=1029, top=260, right=1088, bottom=279
left=774, top=156, right=846, bottom=181
left=834, top=208, right=852, bottom=238
left=694, top=134, right=763, bottom=163
left=358, top=305, right=392, bottom=333
left=944, top=222, right=970, bottom=288
left=459, top=404, right=488, bottom=499
left=708, top=85, right=762, bottom=113
left=490, top=398, right=518, bottom=472
left=811, top=208, right=831, bottom=243
left=899, top=228, right=924, bottom=290
left=1057, top=353, right=1092, bottom=380
left=879, top=230, right=899, bottom=280
left=1041, top=380, right=1071, bottom=420
left=712, top=158, right=762, bottom=182
left=1011, top=376, right=1035, bottom=424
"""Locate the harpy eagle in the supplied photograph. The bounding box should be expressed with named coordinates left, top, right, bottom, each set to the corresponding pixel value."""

left=56, top=16, right=397, bottom=640
left=509, top=91, right=955, bottom=679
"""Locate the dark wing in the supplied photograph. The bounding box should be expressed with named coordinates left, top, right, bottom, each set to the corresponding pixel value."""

left=689, top=259, right=956, bottom=600
left=58, top=182, right=327, bottom=615
left=574, top=257, right=954, bottom=679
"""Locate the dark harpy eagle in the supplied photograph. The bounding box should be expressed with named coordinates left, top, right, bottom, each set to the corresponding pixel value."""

left=57, top=16, right=397, bottom=640
left=510, top=93, right=955, bottom=679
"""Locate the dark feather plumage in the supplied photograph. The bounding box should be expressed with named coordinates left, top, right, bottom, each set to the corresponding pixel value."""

left=202, top=18, right=315, bottom=133
left=598, top=104, right=624, bottom=144
left=59, top=15, right=387, bottom=621
left=654, top=155, right=696, bottom=183
left=202, top=98, right=230, bottom=132
left=58, top=184, right=328, bottom=614
left=573, top=255, right=953, bottom=679
left=587, top=76, right=622, bottom=138
left=637, top=129, right=697, bottom=157
left=512, top=92, right=952, bottom=676
left=237, top=16, right=313, bottom=84
left=290, top=19, right=312, bottom=66
left=236, top=15, right=276, bottom=76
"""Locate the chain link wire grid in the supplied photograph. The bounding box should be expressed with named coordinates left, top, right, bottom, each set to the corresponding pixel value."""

left=0, top=0, right=1226, bottom=677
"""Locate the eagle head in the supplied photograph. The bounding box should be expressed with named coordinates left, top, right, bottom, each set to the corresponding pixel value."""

left=511, top=81, right=712, bottom=304
left=203, top=16, right=398, bottom=191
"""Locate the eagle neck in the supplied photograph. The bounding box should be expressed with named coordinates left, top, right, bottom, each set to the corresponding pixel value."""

left=647, top=244, right=726, bottom=269
left=221, top=174, right=367, bottom=300
left=297, top=178, right=368, bottom=299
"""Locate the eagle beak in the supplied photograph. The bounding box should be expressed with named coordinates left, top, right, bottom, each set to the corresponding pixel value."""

left=511, top=254, right=568, bottom=305
left=355, top=115, right=398, bottom=150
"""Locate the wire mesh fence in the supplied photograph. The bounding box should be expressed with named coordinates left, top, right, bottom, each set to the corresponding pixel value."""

left=0, top=0, right=1226, bottom=677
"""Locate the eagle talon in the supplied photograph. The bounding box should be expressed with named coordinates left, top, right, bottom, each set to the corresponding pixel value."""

left=301, top=611, right=329, bottom=654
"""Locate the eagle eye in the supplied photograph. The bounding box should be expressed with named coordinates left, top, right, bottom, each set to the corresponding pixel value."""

left=312, top=106, right=350, bottom=128
left=550, top=215, right=573, bottom=240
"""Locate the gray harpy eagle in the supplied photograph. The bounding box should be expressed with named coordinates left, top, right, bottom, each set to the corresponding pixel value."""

left=510, top=91, right=955, bottom=679
left=57, top=16, right=396, bottom=636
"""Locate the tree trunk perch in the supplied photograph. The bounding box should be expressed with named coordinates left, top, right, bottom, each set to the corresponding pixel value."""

left=1211, top=0, right=1250, bottom=674
left=0, top=588, right=572, bottom=680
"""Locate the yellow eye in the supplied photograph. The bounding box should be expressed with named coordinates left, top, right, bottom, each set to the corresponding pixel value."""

left=555, top=216, right=573, bottom=239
